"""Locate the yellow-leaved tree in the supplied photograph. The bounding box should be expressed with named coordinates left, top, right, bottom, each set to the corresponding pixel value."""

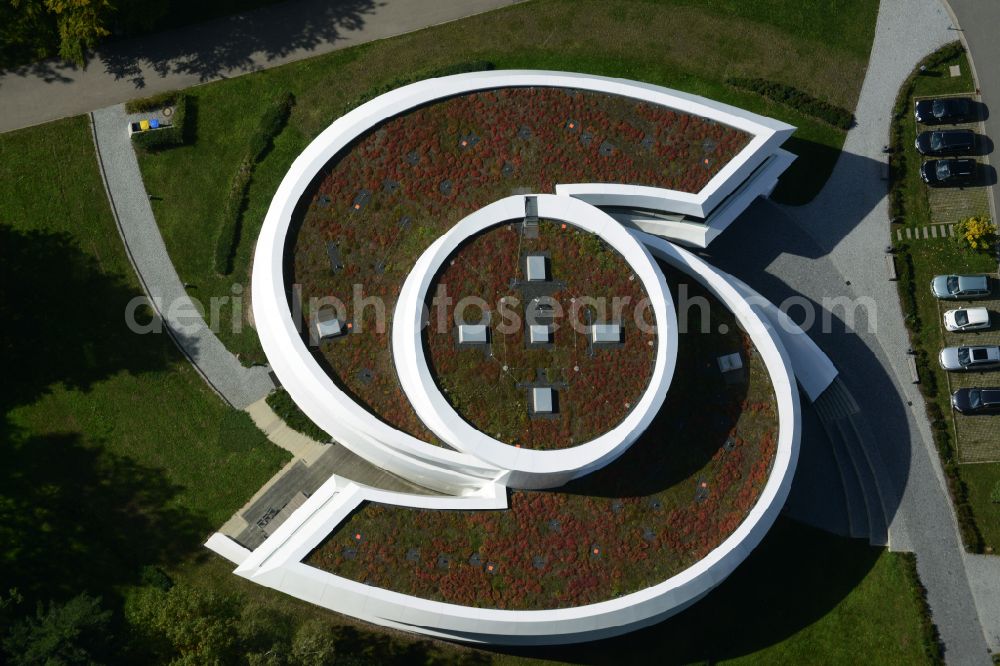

left=955, top=215, right=996, bottom=252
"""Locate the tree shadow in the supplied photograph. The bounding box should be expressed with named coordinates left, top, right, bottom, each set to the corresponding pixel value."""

left=0, top=223, right=208, bottom=608
left=0, top=427, right=211, bottom=608
left=0, top=224, right=192, bottom=414
left=97, top=0, right=379, bottom=88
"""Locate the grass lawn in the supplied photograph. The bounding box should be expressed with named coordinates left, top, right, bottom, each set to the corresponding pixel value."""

left=134, top=0, right=878, bottom=365
left=890, top=44, right=1000, bottom=552
left=0, top=116, right=290, bottom=609
left=961, top=463, right=1000, bottom=552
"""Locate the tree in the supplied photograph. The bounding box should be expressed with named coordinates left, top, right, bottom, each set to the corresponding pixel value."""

left=125, top=583, right=240, bottom=664
left=5, top=0, right=114, bottom=66
left=289, top=620, right=338, bottom=666
left=2, top=593, right=112, bottom=665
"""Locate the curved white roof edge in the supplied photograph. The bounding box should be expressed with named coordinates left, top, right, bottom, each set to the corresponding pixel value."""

left=392, top=194, right=677, bottom=488
left=229, top=238, right=802, bottom=645
left=253, top=70, right=793, bottom=494
left=597, top=148, right=797, bottom=248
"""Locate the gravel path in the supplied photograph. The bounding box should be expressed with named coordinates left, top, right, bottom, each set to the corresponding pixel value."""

left=90, top=104, right=274, bottom=409
left=0, top=0, right=521, bottom=134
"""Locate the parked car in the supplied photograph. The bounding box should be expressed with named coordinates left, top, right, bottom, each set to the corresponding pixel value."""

left=944, top=307, right=991, bottom=332
left=930, top=274, right=990, bottom=300
left=915, top=129, right=976, bottom=156
left=939, top=345, right=1000, bottom=371
left=951, top=387, right=1000, bottom=414
left=914, top=97, right=975, bottom=125
left=920, top=158, right=977, bottom=186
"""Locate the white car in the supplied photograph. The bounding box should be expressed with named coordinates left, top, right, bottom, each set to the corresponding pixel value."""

left=944, top=307, right=991, bottom=332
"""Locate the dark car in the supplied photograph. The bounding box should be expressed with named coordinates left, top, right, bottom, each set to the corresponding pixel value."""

left=915, top=129, right=976, bottom=156
left=915, top=97, right=975, bottom=125
left=951, top=387, right=1000, bottom=414
left=921, top=158, right=977, bottom=186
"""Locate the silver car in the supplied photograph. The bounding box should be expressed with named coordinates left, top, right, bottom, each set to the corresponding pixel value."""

left=930, top=274, right=990, bottom=300
left=944, top=307, right=991, bottom=332
left=939, top=345, right=1000, bottom=371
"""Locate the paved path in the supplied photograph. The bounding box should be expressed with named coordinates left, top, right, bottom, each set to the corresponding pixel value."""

left=0, top=0, right=520, bottom=134
left=946, top=0, right=1000, bottom=223
left=710, top=0, right=992, bottom=662
left=90, top=104, right=274, bottom=408
left=246, top=398, right=329, bottom=465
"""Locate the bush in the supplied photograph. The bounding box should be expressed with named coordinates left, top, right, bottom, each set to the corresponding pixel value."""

left=131, top=95, right=189, bottom=151
left=899, top=553, right=944, bottom=665
left=247, top=92, right=295, bottom=162
left=214, top=157, right=253, bottom=276
left=954, top=215, right=996, bottom=252
left=266, top=389, right=330, bottom=442
left=727, top=77, right=854, bottom=129
left=991, top=479, right=1000, bottom=504
left=214, top=93, right=295, bottom=275
left=124, top=90, right=178, bottom=114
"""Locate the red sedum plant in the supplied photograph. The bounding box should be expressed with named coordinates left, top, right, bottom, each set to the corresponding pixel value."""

left=292, top=87, right=750, bottom=443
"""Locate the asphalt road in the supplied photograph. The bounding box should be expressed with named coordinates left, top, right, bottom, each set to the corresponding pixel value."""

left=0, top=0, right=520, bottom=134
left=947, top=0, right=1000, bottom=222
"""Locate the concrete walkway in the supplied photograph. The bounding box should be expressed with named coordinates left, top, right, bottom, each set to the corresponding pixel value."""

left=246, top=398, right=329, bottom=465
left=90, top=104, right=274, bottom=408
left=796, top=2, right=993, bottom=660
left=0, top=0, right=520, bottom=134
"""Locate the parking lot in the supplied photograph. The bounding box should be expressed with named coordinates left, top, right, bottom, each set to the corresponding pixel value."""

left=915, top=93, right=994, bottom=223
left=938, top=291, right=1000, bottom=462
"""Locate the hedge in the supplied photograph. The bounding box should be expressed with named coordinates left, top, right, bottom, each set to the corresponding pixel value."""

left=266, top=389, right=330, bottom=442
left=214, top=93, right=295, bottom=275
left=124, top=90, right=179, bottom=114
left=899, top=553, right=945, bottom=665
left=888, top=42, right=985, bottom=553
left=727, top=77, right=854, bottom=129
left=131, top=94, right=189, bottom=151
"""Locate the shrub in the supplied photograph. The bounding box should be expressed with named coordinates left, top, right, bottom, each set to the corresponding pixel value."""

left=991, top=479, right=1000, bottom=504
left=124, top=90, right=178, bottom=114
left=727, top=77, right=854, bottom=129
left=131, top=94, right=189, bottom=151
left=214, top=157, right=253, bottom=276
left=899, top=553, right=944, bottom=665
left=214, top=93, right=295, bottom=275
left=266, top=389, right=330, bottom=442
left=247, top=92, right=295, bottom=162
left=954, top=215, right=996, bottom=252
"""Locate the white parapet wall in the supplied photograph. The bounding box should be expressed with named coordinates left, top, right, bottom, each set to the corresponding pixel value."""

left=230, top=234, right=802, bottom=645
left=392, top=194, right=678, bottom=489
left=252, top=70, right=797, bottom=495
